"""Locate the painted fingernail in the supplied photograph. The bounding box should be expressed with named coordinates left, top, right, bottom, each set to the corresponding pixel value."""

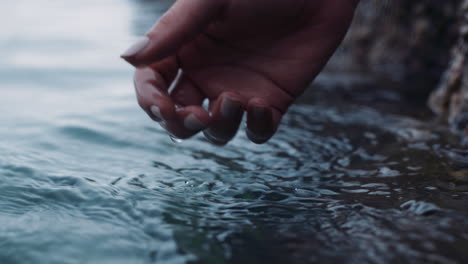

left=246, top=129, right=271, bottom=144
left=203, top=130, right=229, bottom=146
left=221, top=97, right=243, bottom=118
left=121, top=36, right=150, bottom=58
left=184, top=114, right=206, bottom=131
left=246, top=105, right=274, bottom=144
left=251, top=105, right=270, bottom=119
left=151, top=105, right=164, bottom=120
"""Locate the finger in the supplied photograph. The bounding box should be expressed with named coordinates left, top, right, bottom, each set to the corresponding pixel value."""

left=121, top=0, right=226, bottom=67
left=134, top=66, right=177, bottom=123
left=164, top=73, right=209, bottom=139
left=149, top=56, right=179, bottom=87
left=135, top=68, right=211, bottom=139
left=170, top=72, right=205, bottom=107
left=203, top=92, right=246, bottom=145
left=246, top=98, right=282, bottom=144
left=167, top=106, right=211, bottom=139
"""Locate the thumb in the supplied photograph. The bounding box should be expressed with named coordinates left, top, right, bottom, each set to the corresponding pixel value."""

left=121, top=0, right=226, bottom=67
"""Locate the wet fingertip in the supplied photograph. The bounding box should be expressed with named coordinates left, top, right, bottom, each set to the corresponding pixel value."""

left=180, top=105, right=212, bottom=122
left=159, top=121, right=168, bottom=130
left=151, top=105, right=164, bottom=120
left=220, top=97, right=244, bottom=119
left=250, top=104, right=273, bottom=120
left=246, top=104, right=275, bottom=144
left=203, top=130, right=229, bottom=146
left=247, top=104, right=274, bottom=131
left=246, top=129, right=272, bottom=144
left=184, top=114, right=207, bottom=131
left=202, top=93, right=245, bottom=146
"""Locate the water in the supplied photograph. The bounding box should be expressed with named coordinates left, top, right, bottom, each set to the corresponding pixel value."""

left=1, top=1, right=468, bottom=263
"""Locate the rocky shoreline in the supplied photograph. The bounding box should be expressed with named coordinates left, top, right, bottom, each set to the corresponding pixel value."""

left=324, top=0, right=468, bottom=134
left=428, top=0, right=468, bottom=133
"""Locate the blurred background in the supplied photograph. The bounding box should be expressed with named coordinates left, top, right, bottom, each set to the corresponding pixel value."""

left=328, top=0, right=468, bottom=130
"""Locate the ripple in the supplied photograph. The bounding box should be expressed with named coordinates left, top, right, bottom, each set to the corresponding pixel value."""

left=58, top=125, right=133, bottom=148
left=2, top=76, right=468, bottom=263
left=400, top=200, right=441, bottom=216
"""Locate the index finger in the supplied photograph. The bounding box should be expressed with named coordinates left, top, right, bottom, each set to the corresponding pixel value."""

left=121, top=0, right=227, bottom=67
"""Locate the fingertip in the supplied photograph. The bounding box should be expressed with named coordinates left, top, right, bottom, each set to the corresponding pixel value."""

left=151, top=99, right=177, bottom=122
left=135, top=83, right=167, bottom=122
left=134, top=68, right=168, bottom=100
left=203, top=130, right=230, bottom=146
left=202, top=92, right=246, bottom=145
left=134, top=67, right=157, bottom=84
left=246, top=100, right=281, bottom=144
left=133, top=68, right=176, bottom=122
left=120, top=36, right=151, bottom=67
left=138, top=94, right=177, bottom=124
left=178, top=106, right=211, bottom=132
left=210, top=92, right=246, bottom=119
left=120, top=55, right=134, bottom=66
left=158, top=106, right=210, bottom=140
left=183, top=114, right=207, bottom=131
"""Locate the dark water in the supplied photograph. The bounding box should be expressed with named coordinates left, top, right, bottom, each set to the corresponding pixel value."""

left=1, top=1, right=468, bottom=263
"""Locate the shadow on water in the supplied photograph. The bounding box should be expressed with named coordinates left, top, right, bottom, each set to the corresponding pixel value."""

left=0, top=0, right=468, bottom=264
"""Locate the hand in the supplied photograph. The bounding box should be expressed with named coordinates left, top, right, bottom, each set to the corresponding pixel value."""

left=122, top=0, right=358, bottom=145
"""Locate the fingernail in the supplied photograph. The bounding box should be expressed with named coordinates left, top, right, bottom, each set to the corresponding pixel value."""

left=151, top=105, right=164, bottom=120
left=221, top=97, right=242, bottom=118
left=203, top=130, right=229, bottom=146
left=184, top=114, right=206, bottom=131
left=251, top=105, right=269, bottom=119
left=246, top=129, right=271, bottom=144
left=121, top=36, right=150, bottom=58
left=246, top=105, right=274, bottom=144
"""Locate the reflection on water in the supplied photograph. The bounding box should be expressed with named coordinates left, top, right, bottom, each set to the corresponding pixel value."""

left=1, top=1, right=468, bottom=263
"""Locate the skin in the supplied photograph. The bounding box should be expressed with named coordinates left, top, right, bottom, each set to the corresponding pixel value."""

left=122, top=0, right=359, bottom=145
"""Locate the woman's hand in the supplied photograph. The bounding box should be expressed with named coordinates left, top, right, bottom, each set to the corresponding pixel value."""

left=122, top=0, right=358, bottom=145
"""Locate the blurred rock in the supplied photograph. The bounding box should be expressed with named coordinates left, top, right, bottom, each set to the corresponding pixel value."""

left=324, top=0, right=468, bottom=133
left=428, top=0, right=468, bottom=134
left=327, top=0, right=461, bottom=100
